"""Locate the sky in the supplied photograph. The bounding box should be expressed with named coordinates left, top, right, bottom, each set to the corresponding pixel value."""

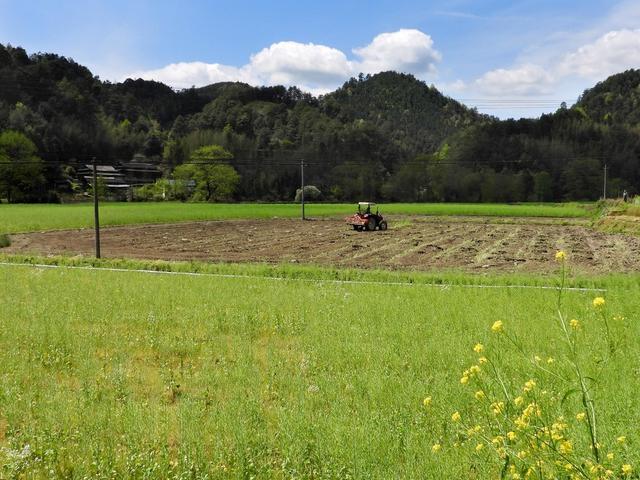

left=1, top=0, right=640, bottom=118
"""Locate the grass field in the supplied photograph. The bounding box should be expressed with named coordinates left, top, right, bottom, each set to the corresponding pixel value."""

left=0, top=261, right=638, bottom=478
left=0, top=202, right=591, bottom=233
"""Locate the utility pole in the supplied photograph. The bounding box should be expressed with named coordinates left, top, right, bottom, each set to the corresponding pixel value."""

left=92, top=157, right=101, bottom=258
left=603, top=163, right=607, bottom=200
left=300, top=159, right=305, bottom=220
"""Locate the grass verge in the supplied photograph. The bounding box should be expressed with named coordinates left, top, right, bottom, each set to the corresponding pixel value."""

left=2, top=253, right=639, bottom=290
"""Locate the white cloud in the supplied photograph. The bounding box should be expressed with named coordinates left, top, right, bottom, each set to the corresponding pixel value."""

left=471, top=29, right=640, bottom=98
left=126, top=28, right=441, bottom=92
left=127, top=62, right=256, bottom=90
left=352, top=29, right=441, bottom=75
left=249, top=41, right=352, bottom=88
left=438, top=79, right=467, bottom=95
left=558, top=29, right=640, bottom=78
left=475, top=64, right=555, bottom=96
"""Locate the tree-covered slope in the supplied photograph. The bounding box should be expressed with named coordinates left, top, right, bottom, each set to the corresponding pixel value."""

left=575, top=69, right=640, bottom=126
left=322, top=72, right=485, bottom=153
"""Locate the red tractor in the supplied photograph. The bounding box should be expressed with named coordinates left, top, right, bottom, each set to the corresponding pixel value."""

left=345, top=202, right=388, bottom=231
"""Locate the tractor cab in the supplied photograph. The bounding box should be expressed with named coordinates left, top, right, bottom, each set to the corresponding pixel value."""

left=345, top=202, right=388, bottom=231
left=358, top=201, right=376, bottom=215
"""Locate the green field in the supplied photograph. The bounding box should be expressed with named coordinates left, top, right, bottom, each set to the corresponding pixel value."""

left=0, top=202, right=591, bottom=233
left=0, top=261, right=637, bottom=478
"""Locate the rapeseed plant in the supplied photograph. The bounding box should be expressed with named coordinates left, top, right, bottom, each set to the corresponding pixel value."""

left=430, top=252, right=633, bottom=479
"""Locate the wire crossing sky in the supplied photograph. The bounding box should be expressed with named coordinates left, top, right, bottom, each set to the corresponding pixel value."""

left=1, top=0, right=640, bottom=119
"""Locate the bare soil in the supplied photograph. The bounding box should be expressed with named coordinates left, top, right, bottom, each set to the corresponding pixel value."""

left=6, top=216, right=640, bottom=274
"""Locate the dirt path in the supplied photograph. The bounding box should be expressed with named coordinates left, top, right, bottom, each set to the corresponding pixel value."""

left=6, top=217, right=640, bottom=274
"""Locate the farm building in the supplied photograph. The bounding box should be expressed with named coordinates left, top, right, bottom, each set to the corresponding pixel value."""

left=76, top=161, right=162, bottom=195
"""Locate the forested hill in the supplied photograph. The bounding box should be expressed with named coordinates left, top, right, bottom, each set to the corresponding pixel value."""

left=323, top=72, right=483, bottom=154
left=0, top=42, right=639, bottom=203
left=574, top=69, right=640, bottom=126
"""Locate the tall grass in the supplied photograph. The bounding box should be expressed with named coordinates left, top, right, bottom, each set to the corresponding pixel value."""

left=0, top=202, right=590, bottom=233
left=0, top=262, right=637, bottom=478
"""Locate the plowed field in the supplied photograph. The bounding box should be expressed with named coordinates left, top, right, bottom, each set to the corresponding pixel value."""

left=6, top=216, right=640, bottom=274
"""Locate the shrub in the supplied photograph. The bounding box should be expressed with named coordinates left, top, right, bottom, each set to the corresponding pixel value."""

left=294, top=185, right=322, bottom=202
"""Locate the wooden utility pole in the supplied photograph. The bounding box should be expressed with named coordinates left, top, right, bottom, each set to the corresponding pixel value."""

left=92, top=157, right=101, bottom=258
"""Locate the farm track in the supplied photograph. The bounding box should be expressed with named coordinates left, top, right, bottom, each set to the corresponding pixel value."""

left=6, top=216, right=640, bottom=274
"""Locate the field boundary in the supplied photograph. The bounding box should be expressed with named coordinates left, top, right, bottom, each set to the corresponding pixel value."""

left=0, top=261, right=607, bottom=292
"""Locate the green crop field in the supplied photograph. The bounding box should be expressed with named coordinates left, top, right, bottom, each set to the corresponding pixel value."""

left=0, top=202, right=591, bottom=234
left=0, top=261, right=638, bottom=478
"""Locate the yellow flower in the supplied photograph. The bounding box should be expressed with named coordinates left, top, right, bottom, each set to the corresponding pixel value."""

left=479, top=356, right=488, bottom=365
left=576, top=412, right=586, bottom=421
left=511, top=474, right=521, bottom=480
left=491, top=320, right=504, bottom=333
left=555, top=250, right=566, bottom=262
left=474, top=390, right=485, bottom=401
left=523, top=379, right=536, bottom=392
left=473, top=343, right=484, bottom=353
left=607, top=453, right=614, bottom=461
left=559, top=441, right=573, bottom=454
left=475, top=443, right=484, bottom=452
left=569, top=319, right=580, bottom=330
left=469, top=365, right=481, bottom=375
left=423, top=396, right=432, bottom=407
left=622, top=464, right=633, bottom=476
left=593, top=297, right=606, bottom=308
left=514, top=396, right=524, bottom=407
left=431, top=443, right=441, bottom=453
left=617, top=436, right=626, bottom=444
left=451, top=411, right=461, bottom=422
left=507, top=431, right=517, bottom=441
left=460, top=375, right=469, bottom=385
left=491, top=401, right=504, bottom=415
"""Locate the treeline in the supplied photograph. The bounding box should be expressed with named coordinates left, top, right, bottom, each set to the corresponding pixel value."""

left=0, top=42, right=639, bottom=203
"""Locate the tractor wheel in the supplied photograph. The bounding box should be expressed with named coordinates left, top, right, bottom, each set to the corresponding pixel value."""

left=366, top=218, right=377, bottom=231
left=352, top=225, right=359, bottom=231
left=379, top=220, right=388, bottom=231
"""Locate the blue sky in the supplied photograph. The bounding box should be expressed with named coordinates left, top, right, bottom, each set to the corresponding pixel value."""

left=1, top=0, right=640, bottom=118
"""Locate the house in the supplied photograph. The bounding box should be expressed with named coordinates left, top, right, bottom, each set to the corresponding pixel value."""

left=76, top=161, right=162, bottom=198
left=77, top=162, right=162, bottom=189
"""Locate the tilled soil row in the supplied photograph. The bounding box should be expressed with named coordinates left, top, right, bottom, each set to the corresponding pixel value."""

left=6, top=217, right=640, bottom=274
